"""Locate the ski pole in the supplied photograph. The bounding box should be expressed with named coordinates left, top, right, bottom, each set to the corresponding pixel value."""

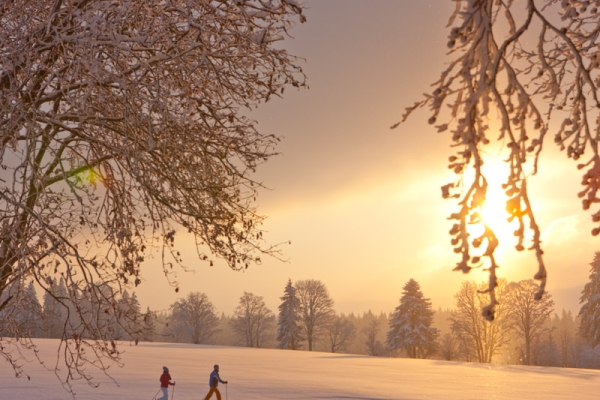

left=152, top=388, right=160, bottom=399
left=171, top=383, right=175, bottom=400
left=226, top=383, right=228, bottom=400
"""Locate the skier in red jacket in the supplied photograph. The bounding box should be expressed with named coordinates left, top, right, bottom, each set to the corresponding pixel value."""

left=157, top=366, right=175, bottom=400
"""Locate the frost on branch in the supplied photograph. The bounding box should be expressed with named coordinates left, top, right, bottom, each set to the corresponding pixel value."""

left=0, top=0, right=306, bottom=391
left=394, top=0, right=600, bottom=320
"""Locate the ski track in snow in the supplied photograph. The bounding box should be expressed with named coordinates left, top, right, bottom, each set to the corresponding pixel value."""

left=1, top=339, right=599, bottom=399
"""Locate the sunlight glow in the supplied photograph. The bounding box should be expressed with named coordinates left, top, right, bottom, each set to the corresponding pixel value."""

left=75, top=168, right=103, bottom=187
left=480, top=184, right=516, bottom=242
left=467, top=160, right=522, bottom=257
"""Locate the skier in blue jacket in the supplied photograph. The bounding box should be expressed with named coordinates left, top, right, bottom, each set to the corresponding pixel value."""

left=204, top=364, right=228, bottom=400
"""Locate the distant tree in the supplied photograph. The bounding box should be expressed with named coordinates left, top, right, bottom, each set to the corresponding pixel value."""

left=231, top=292, right=275, bottom=348
left=553, top=309, right=600, bottom=369
left=112, top=292, right=129, bottom=340
left=579, top=251, right=600, bottom=347
left=296, top=280, right=335, bottom=351
left=0, top=0, right=306, bottom=387
left=140, top=307, right=156, bottom=343
left=387, top=279, right=439, bottom=359
left=506, top=280, right=554, bottom=365
left=23, top=280, right=44, bottom=337
left=532, top=333, right=561, bottom=367
left=439, top=333, right=459, bottom=361
left=553, top=310, right=580, bottom=367
left=42, top=278, right=67, bottom=339
left=276, top=279, right=303, bottom=350
left=396, top=0, right=600, bottom=319
left=153, top=311, right=171, bottom=343
left=215, top=313, right=237, bottom=346
left=76, top=282, right=116, bottom=341
left=1, top=279, right=43, bottom=338
left=450, top=280, right=512, bottom=363
left=327, top=315, right=356, bottom=353
left=0, top=278, right=38, bottom=377
left=114, top=291, right=142, bottom=342
left=433, top=308, right=454, bottom=337
left=169, top=292, right=219, bottom=345
left=363, top=319, right=386, bottom=357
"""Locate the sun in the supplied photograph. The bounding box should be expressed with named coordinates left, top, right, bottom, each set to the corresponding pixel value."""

left=480, top=187, right=515, bottom=240
left=476, top=162, right=521, bottom=248
left=467, top=184, right=517, bottom=254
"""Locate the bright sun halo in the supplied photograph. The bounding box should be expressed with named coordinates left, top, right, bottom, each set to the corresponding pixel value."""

left=476, top=163, right=520, bottom=246
left=480, top=189, right=514, bottom=238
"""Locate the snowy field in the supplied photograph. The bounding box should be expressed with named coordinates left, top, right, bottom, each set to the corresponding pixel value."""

left=2, top=339, right=600, bottom=399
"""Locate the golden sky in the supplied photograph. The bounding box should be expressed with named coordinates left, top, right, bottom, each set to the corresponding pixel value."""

left=135, top=0, right=598, bottom=317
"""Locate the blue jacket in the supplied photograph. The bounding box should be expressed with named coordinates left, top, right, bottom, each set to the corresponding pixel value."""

left=209, top=370, right=225, bottom=387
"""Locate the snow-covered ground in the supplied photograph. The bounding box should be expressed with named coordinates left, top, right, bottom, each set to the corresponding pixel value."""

left=2, top=339, right=599, bottom=399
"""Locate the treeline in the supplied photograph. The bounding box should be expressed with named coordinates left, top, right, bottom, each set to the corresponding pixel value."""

left=150, top=308, right=390, bottom=355
left=433, top=283, right=598, bottom=368
left=5, top=272, right=600, bottom=369
left=0, top=277, right=152, bottom=343
left=137, top=279, right=600, bottom=368
left=148, top=279, right=391, bottom=356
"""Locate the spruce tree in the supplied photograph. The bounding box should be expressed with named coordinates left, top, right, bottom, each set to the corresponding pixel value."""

left=115, top=291, right=142, bottom=341
left=141, top=307, right=156, bottom=343
left=41, top=278, right=69, bottom=339
left=21, top=281, right=43, bottom=337
left=128, top=292, right=142, bottom=342
left=579, top=252, right=600, bottom=346
left=0, top=279, right=42, bottom=338
left=387, top=279, right=439, bottom=358
left=276, top=279, right=303, bottom=350
left=42, top=278, right=59, bottom=338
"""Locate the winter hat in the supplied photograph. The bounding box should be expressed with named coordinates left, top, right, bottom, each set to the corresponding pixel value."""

left=163, top=366, right=169, bottom=372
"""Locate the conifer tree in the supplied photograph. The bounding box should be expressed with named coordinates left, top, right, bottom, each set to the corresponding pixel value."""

left=276, top=279, right=303, bottom=350
left=115, top=291, right=142, bottom=341
left=0, top=279, right=42, bottom=338
left=20, top=281, right=43, bottom=338
left=387, top=279, right=439, bottom=359
left=42, top=278, right=68, bottom=339
left=579, top=252, right=600, bottom=346
left=79, top=283, right=115, bottom=341
left=141, top=306, right=156, bottom=343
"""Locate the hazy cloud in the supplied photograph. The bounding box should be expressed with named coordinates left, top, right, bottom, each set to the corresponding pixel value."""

left=541, top=214, right=581, bottom=245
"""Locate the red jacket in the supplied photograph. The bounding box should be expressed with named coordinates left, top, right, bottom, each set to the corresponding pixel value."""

left=160, top=372, right=173, bottom=388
